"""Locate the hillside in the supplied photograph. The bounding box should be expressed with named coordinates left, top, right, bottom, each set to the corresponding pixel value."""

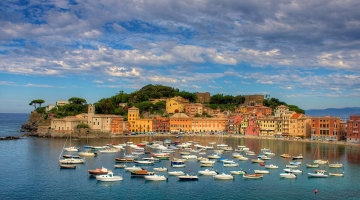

left=305, top=107, right=360, bottom=120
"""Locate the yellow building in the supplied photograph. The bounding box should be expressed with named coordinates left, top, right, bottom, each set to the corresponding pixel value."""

left=169, top=113, right=192, bottom=133
left=135, top=119, right=153, bottom=133
left=289, top=113, right=311, bottom=138
left=191, top=117, right=227, bottom=133
left=166, top=96, right=190, bottom=114
left=257, top=116, right=278, bottom=137
left=128, top=107, right=140, bottom=132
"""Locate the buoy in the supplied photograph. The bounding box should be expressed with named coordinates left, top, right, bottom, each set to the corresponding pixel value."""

left=314, top=189, right=318, bottom=195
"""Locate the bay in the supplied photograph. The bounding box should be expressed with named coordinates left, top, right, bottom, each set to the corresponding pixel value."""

left=0, top=113, right=359, bottom=200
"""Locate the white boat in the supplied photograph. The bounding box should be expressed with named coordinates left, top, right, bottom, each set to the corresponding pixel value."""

left=180, top=151, right=190, bottom=155
left=254, top=170, right=269, bottom=174
left=78, top=151, right=97, bottom=157
left=197, top=157, right=209, bottom=161
left=182, top=155, right=197, bottom=159
left=213, top=173, right=234, bottom=180
left=232, top=153, right=243, bottom=158
left=209, top=142, right=216, bottom=145
left=96, top=172, right=123, bottom=182
left=306, top=164, right=319, bottom=168
left=285, top=165, right=299, bottom=168
left=308, top=171, right=328, bottom=178
left=207, top=154, right=221, bottom=159
left=63, top=146, right=79, bottom=152
left=329, top=163, right=343, bottom=168
left=280, top=172, right=297, bottom=179
left=237, top=146, right=250, bottom=152
left=200, top=160, right=216, bottom=164
left=222, top=160, right=236, bottom=164
left=217, top=144, right=228, bottom=148
left=200, top=163, right=214, bottom=167
left=135, top=160, right=154, bottom=165
left=222, top=147, right=233, bottom=151
left=246, top=151, right=256, bottom=156
left=289, top=161, right=302, bottom=165
left=283, top=168, right=302, bottom=173
left=124, top=165, right=142, bottom=172
left=114, top=164, right=126, bottom=168
left=198, top=169, right=218, bottom=176
left=153, top=167, right=167, bottom=172
left=230, top=170, right=247, bottom=175
left=99, top=148, right=120, bottom=153
left=143, top=157, right=160, bottom=162
left=329, top=172, right=344, bottom=177
left=251, top=159, right=265, bottom=163
left=260, top=155, right=271, bottom=160
left=144, top=174, right=167, bottom=181
left=261, top=148, right=270, bottom=152
left=59, top=133, right=85, bottom=164
left=237, top=155, right=249, bottom=161
left=292, top=154, right=303, bottom=160
left=223, top=163, right=239, bottom=167
left=171, top=161, right=186, bottom=168
left=168, top=171, right=185, bottom=176
left=264, top=151, right=276, bottom=156
left=265, top=164, right=278, bottom=169
left=178, top=174, right=199, bottom=181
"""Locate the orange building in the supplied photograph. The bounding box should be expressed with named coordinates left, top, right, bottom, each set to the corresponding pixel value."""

left=191, top=117, right=228, bottom=133
left=169, top=113, right=192, bottom=133
left=185, top=103, right=203, bottom=117
left=110, top=118, right=124, bottom=134
left=311, top=116, right=341, bottom=141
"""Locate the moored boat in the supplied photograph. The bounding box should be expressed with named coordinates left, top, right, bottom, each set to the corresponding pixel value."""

left=328, top=163, right=343, bottom=168
left=243, top=174, right=263, bottom=179
left=178, top=174, right=199, bottom=181
left=251, top=159, right=265, bottom=163
left=213, top=173, right=234, bottom=180
left=198, top=169, right=218, bottom=176
left=153, top=167, right=168, bottom=172
left=329, top=172, right=344, bottom=177
left=254, top=170, right=270, bottom=174
left=292, top=154, right=303, bottom=160
left=96, top=172, right=123, bottom=182
left=144, top=174, right=167, bottom=181
left=59, top=164, right=76, bottom=169
left=280, top=172, right=296, bottom=179
left=265, top=164, right=278, bottom=169
left=230, top=170, right=247, bottom=175
left=283, top=168, right=302, bottom=173
left=88, top=167, right=112, bottom=176
left=306, top=164, right=319, bottom=168
left=280, top=154, right=291, bottom=158
left=168, top=171, right=185, bottom=176
left=308, top=171, right=328, bottom=178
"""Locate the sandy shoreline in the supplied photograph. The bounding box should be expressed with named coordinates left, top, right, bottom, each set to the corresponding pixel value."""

left=109, top=134, right=360, bottom=148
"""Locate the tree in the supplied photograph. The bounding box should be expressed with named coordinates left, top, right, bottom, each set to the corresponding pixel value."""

left=210, top=94, right=224, bottom=104
left=68, top=97, right=87, bottom=105
left=29, top=99, right=45, bottom=110
left=95, top=98, right=115, bottom=114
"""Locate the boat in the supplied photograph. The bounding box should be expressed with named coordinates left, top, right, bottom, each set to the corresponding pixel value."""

left=254, top=170, right=270, bottom=174
left=135, top=160, right=154, bottom=165
left=236, top=146, right=250, bottom=152
left=59, top=164, right=76, bottom=169
left=124, top=165, right=142, bottom=172
left=144, top=174, right=167, bottom=181
left=289, top=161, right=302, bottom=165
left=243, top=174, right=263, bottom=179
left=130, top=169, right=155, bottom=177
left=143, top=157, right=160, bottom=162
left=259, top=163, right=265, bottom=166
left=260, top=155, right=271, bottom=160
left=168, top=171, right=185, bottom=176
left=329, top=172, right=344, bottom=177
left=99, top=148, right=120, bottom=153
left=63, top=146, right=79, bottom=152
left=237, top=155, right=249, bottom=161
left=62, top=154, right=80, bottom=159
left=230, top=170, right=247, bottom=175
left=78, top=151, right=97, bottom=157
left=246, top=151, right=256, bottom=156
left=114, top=164, right=126, bottom=168
left=308, top=171, right=328, bottom=178
left=213, top=173, right=234, bottom=180
left=178, top=174, right=199, bottom=181
left=180, top=151, right=190, bottom=155
left=200, top=163, right=214, bottom=167
left=153, top=167, right=168, bottom=172
left=283, top=168, right=302, bottom=173
left=251, top=159, right=265, bottom=163
left=306, top=164, right=319, bottom=168
left=207, top=154, right=221, bottom=159
left=59, top=133, right=85, bottom=164
left=280, top=172, right=297, bottom=179
left=223, top=163, right=239, bottom=167
left=198, top=169, right=218, bottom=176
left=181, top=155, right=197, bottom=159
left=292, top=154, right=303, bottom=160
left=96, top=172, right=123, bottom=182
left=280, top=154, right=291, bottom=158
left=329, top=162, right=343, bottom=168
left=222, top=147, right=233, bottom=151
left=88, top=167, right=112, bottom=176
left=313, top=142, right=328, bottom=164
left=265, top=164, right=278, bottom=169
left=264, top=151, right=276, bottom=156
left=171, top=161, right=186, bottom=168
left=115, top=158, right=135, bottom=163
left=314, top=159, right=328, bottom=164
left=285, top=165, right=299, bottom=168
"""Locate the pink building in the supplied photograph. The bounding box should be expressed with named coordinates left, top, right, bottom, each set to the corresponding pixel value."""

left=347, top=114, right=360, bottom=143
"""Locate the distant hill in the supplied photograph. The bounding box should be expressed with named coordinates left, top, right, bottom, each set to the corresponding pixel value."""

left=305, top=107, right=360, bottom=120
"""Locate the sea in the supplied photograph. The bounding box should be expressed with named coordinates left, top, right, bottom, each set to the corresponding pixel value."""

left=0, top=113, right=360, bottom=200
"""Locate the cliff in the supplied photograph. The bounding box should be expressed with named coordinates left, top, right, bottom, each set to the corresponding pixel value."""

left=21, top=111, right=51, bottom=136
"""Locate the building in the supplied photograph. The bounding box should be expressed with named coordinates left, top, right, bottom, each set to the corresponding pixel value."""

left=196, top=92, right=211, bottom=103
left=257, top=116, right=277, bottom=137
left=135, top=119, right=153, bottom=133
left=346, top=115, right=360, bottom=143
left=56, top=100, right=69, bottom=107
left=185, top=103, right=203, bottom=117
left=152, top=116, right=170, bottom=133
left=46, top=104, right=55, bottom=112
left=311, top=116, right=341, bottom=141
left=166, top=96, right=189, bottom=114
left=51, top=116, right=87, bottom=132
left=288, top=114, right=311, bottom=138
left=128, top=107, right=140, bottom=133
left=243, top=95, right=264, bottom=106
left=237, top=105, right=272, bottom=116
left=191, top=117, right=228, bottom=133
left=169, top=113, right=192, bottom=133
left=227, top=115, right=243, bottom=134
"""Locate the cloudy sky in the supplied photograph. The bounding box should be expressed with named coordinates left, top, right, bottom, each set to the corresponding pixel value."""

left=1, top=0, right=360, bottom=113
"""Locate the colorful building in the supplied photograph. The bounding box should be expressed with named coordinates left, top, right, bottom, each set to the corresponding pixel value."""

left=152, top=116, right=170, bottom=133
left=192, top=117, right=228, bottom=133
left=169, top=113, right=192, bottom=133
left=311, top=116, right=341, bottom=141
left=346, top=115, right=360, bottom=143
left=166, top=96, right=189, bottom=114
left=185, top=103, right=203, bottom=117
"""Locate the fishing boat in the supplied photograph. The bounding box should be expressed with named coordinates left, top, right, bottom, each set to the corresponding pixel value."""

left=96, top=172, right=123, bottom=182
left=178, top=174, right=199, bottom=181
left=243, top=174, right=263, bottom=179
left=213, top=173, right=234, bottom=180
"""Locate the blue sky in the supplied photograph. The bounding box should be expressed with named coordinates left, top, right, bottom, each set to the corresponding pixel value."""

left=1, top=0, right=360, bottom=113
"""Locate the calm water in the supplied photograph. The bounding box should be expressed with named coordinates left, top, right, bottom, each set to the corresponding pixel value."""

left=0, top=113, right=360, bottom=200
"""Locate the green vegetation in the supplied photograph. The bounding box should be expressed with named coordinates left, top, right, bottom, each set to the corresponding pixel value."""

left=29, top=99, right=45, bottom=109
left=77, top=123, right=90, bottom=128
left=263, top=98, right=305, bottom=114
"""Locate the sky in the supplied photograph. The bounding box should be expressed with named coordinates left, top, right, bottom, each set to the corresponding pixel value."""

left=1, top=0, right=360, bottom=113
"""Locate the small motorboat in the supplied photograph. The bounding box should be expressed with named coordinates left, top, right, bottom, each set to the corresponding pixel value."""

left=280, top=154, right=291, bottom=158
left=306, top=164, right=319, bottom=168
left=124, top=165, right=142, bottom=172
left=63, top=146, right=79, bottom=152
left=243, top=174, right=263, bottom=179
left=88, top=167, right=112, bottom=176
left=259, top=163, right=265, bottom=166
left=198, top=169, right=218, bottom=176
left=96, top=172, right=123, bottom=182
left=230, top=170, right=247, bottom=175
left=285, top=164, right=299, bottom=168
left=182, top=155, right=197, bottom=159
left=168, top=171, right=185, bottom=176
left=224, top=163, right=239, bottom=167
left=153, top=167, right=168, bottom=172
left=237, top=156, right=249, bottom=161
left=59, top=164, right=76, bottom=169
left=251, top=159, right=265, bottom=163
left=144, top=174, right=167, bottom=181
left=328, top=163, right=343, bottom=168
left=283, top=168, right=302, bottom=173
left=213, top=173, right=234, bottom=180
left=135, top=160, right=155, bottom=165
left=329, top=172, right=344, bottom=177
left=313, top=159, right=328, bottom=164
left=292, top=154, right=303, bottom=160
left=62, top=154, right=81, bottom=159
left=207, top=154, right=221, bottom=159
left=78, top=151, right=97, bottom=157
left=308, top=171, right=328, bottom=178
left=289, top=161, right=302, bottom=165
left=115, top=158, right=135, bottom=163
left=280, top=172, right=297, bottom=179
left=178, top=174, right=199, bottom=181
left=114, top=164, right=126, bottom=168
left=200, top=163, right=214, bottom=167
left=265, top=164, right=278, bottom=169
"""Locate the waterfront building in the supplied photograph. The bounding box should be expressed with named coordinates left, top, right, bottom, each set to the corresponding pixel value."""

left=152, top=116, right=170, bottom=133
left=243, top=105, right=272, bottom=116
left=191, top=117, right=227, bottom=133
left=110, top=118, right=125, bottom=134
left=227, top=115, right=243, bottom=134
left=196, top=92, right=211, bottom=103
left=257, top=116, right=277, bottom=137
left=340, top=120, right=347, bottom=140
left=311, top=116, right=341, bottom=141
left=169, top=113, right=192, bottom=133
left=185, top=103, right=203, bottom=117
left=135, top=119, right=153, bottom=133
left=51, top=116, right=87, bottom=132
left=288, top=114, right=311, bottom=138
left=245, top=114, right=260, bottom=136
left=166, top=96, right=189, bottom=114
left=87, top=105, right=122, bottom=132
left=346, top=115, right=360, bottom=143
